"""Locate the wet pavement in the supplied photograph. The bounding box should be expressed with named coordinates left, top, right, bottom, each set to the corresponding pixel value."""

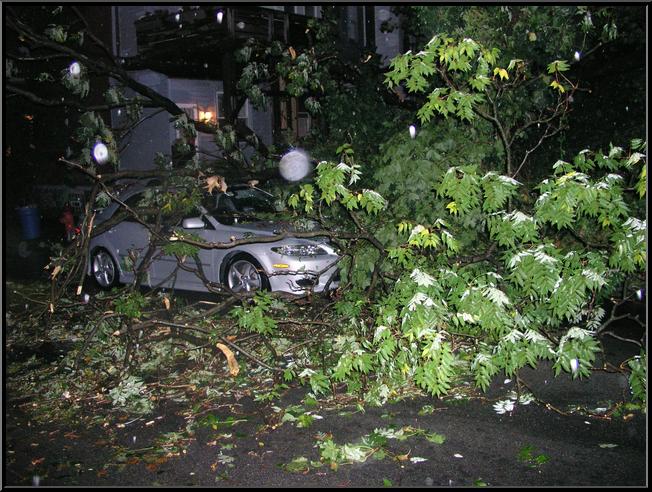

left=4, top=371, right=647, bottom=487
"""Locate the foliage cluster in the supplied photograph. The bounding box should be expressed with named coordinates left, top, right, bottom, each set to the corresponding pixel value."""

left=287, top=141, right=645, bottom=398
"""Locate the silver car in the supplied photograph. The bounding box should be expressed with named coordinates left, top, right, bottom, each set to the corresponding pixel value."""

left=88, top=182, right=340, bottom=294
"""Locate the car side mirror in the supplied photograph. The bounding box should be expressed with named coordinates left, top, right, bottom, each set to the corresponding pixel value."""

left=182, top=217, right=205, bottom=229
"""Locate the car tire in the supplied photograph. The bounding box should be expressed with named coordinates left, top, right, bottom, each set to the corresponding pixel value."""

left=91, top=248, right=120, bottom=289
left=225, top=254, right=269, bottom=293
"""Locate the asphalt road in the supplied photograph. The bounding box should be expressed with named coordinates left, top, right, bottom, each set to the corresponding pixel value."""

left=4, top=361, right=647, bottom=487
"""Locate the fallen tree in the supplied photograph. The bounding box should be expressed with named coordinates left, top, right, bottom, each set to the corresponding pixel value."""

left=4, top=5, right=646, bottom=421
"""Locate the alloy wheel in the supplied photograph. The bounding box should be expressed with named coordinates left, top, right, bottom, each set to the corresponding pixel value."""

left=227, top=259, right=263, bottom=292
left=92, top=250, right=117, bottom=288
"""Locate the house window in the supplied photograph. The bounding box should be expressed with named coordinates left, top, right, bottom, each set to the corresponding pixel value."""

left=216, top=91, right=250, bottom=128
left=281, top=5, right=319, bottom=17
left=296, top=98, right=311, bottom=138
left=338, top=6, right=370, bottom=47
left=345, top=6, right=359, bottom=42
left=305, top=6, right=321, bottom=18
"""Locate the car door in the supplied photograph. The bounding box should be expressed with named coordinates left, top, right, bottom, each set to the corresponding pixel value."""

left=151, top=213, right=217, bottom=291
left=108, top=192, right=156, bottom=286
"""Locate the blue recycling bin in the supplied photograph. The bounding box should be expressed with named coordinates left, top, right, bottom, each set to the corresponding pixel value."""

left=16, top=206, right=41, bottom=240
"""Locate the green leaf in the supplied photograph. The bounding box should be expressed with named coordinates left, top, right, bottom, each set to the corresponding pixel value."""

left=425, top=432, right=446, bottom=444
left=284, top=456, right=311, bottom=473
left=635, top=164, right=646, bottom=198
left=547, top=59, right=570, bottom=74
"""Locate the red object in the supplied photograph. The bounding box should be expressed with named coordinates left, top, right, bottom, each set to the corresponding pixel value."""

left=60, top=207, right=75, bottom=233
left=60, top=205, right=80, bottom=242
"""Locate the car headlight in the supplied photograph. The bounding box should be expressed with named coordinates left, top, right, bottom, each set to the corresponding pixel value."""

left=271, top=244, right=329, bottom=256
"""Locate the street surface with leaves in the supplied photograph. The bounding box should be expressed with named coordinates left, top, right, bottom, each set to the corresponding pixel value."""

left=4, top=266, right=646, bottom=487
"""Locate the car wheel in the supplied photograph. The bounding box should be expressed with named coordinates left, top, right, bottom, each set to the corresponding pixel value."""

left=225, top=254, right=269, bottom=293
left=91, top=248, right=119, bottom=289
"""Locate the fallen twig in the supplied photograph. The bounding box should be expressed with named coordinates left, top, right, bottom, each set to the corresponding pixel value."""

left=600, top=330, right=644, bottom=348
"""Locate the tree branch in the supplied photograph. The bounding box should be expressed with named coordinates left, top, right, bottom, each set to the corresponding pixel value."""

left=7, top=12, right=270, bottom=159
left=6, top=83, right=159, bottom=112
left=71, top=6, right=119, bottom=65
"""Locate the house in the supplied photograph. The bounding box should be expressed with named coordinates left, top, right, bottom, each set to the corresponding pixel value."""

left=108, top=5, right=402, bottom=171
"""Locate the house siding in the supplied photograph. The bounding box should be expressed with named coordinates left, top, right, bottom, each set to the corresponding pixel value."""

left=169, top=78, right=222, bottom=158
left=250, top=101, right=274, bottom=147
left=115, top=70, right=172, bottom=171
left=374, top=7, right=402, bottom=66
left=115, top=72, right=274, bottom=170
left=110, top=6, right=398, bottom=170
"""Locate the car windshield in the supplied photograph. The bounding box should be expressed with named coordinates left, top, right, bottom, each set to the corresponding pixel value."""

left=202, top=186, right=275, bottom=216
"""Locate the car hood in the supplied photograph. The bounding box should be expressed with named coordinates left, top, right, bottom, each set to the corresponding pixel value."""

left=227, top=219, right=330, bottom=243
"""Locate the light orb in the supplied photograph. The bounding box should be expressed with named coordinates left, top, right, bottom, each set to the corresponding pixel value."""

left=69, top=61, right=81, bottom=77
left=279, top=149, right=312, bottom=182
left=93, top=142, right=109, bottom=164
